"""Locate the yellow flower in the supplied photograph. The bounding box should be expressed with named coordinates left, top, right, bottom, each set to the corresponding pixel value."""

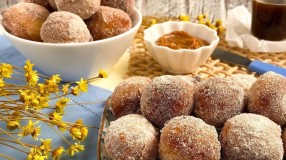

left=197, top=14, right=207, bottom=21
left=38, top=83, right=49, bottom=96
left=99, top=70, right=108, bottom=78
left=55, top=97, right=70, bottom=114
left=39, top=139, right=52, bottom=154
left=0, top=77, right=5, bottom=87
left=70, top=119, right=88, bottom=141
left=6, top=120, right=20, bottom=130
left=76, top=78, right=88, bottom=92
left=0, top=63, right=13, bottom=78
left=18, top=120, right=39, bottom=138
left=67, top=143, right=84, bottom=157
left=55, top=121, right=67, bottom=132
left=24, top=60, right=35, bottom=72
left=150, top=19, right=157, bottom=26
left=25, top=70, right=39, bottom=86
left=52, top=147, right=64, bottom=160
left=217, top=26, right=225, bottom=35
left=215, top=19, right=223, bottom=27
left=50, top=75, right=62, bottom=83
left=31, top=127, right=41, bottom=140
left=45, top=80, right=59, bottom=93
left=49, top=112, right=62, bottom=122
left=80, top=127, right=88, bottom=140
left=44, top=75, right=61, bottom=93
left=62, top=84, right=69, bottom=95
left=179, top=14, right=190, bottom=21
left=71, top=86, right=80, bottom=96
left=26, top=147, right=48, bottom=160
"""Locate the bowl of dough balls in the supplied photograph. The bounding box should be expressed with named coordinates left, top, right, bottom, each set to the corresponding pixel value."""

left=0, top=0, right=141, bottom=82
left=144, top=21, right=219, bottom=74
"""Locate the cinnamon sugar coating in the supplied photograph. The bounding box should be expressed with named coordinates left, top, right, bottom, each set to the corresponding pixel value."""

left=140, top=75, right=194, bottom=128
left=55, top=0, right=100, bottom=20
left=87, top=6, right=132, bottom=41
left=194, top=77, right=245, bottom=128
left=105, top=114, right=158, bottom=160
left=101, top=0, right=135, bottom=16
left=2, top=2, right=50, bottom=42
left=248, top=72, right=286, bottom=125
left=40, top=11, right=92, bottom=43
left=220, top=113, right=283, bottom=160
left=159, top=116, right=221, bottom=160
left=110, top=76, right=152, bottom=118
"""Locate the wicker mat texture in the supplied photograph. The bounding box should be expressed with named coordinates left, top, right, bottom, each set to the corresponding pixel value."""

left=127, top=16, right=286, bottom=79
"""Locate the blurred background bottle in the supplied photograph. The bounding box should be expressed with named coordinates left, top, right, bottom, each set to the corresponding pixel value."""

left=251, top=0, right=286, bottom=41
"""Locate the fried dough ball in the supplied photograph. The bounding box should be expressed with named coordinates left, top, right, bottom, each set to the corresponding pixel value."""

left=47, top=0, right=57, bottom=10
left=87, top=6, right=132, bottom=40
left=159, top=116, right=221, bottom=160
left=1, top=2, right=50, bottom=42
left=228, top=74, right=257, bottom=93
left=24, top=0, right=50, bottom=8
left=110, top=76, right=152, bottom=118
left=220, top=113, right=283, bottom=160
left=248, top=72, right=286, bottom=125
left=176, top=75, right=201, bottom=89
left=282, top=128, right=286, bottom=157
left=101, top=0, right=135, bottom=16
left=194, top=77, right=245, bottom=128
left=55, top=0, right=100, bottom=20
left=105, top=114, right=158, bottom=160
left=40, top=11, right=92, bottom=43
left=141, top=75, right=194, bottom=128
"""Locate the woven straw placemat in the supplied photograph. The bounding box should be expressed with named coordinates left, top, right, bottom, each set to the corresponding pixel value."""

left=127, top=16, right=286, bottom=79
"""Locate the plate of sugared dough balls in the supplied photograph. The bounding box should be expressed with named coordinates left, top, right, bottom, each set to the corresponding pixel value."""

left=98, top=72, right=286, bottom=160
left=1, top=0, right=135, bottom=43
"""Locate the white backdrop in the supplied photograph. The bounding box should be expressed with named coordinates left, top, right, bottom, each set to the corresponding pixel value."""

left=1, top=0, right=252, bottom=22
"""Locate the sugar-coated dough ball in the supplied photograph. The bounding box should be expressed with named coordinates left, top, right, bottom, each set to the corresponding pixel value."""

left=194, top=77, right=245, bottom=128
left=282, top=128, right=286, bottom=157
left=228, top=74, right=257, bottom=92
left=101, top=0, right=135, bottom=16
left=55, top=0, right=100, bottom=19
left=105, top=114, right=158, bottom=160
left=141, top=75, right=194, bottom=128
left=40, top=11, right=92, bottom=43
left=47, top=0, right=57, bottom=10
left=24, top=0, right=50, bottom=8
left=248, top=71, right=286, bottom=125
left=2, top=2, right=50, bottom=42
left=220, top=113, right=283, bottom=160
left=110, top=76, right=152, bottom=118
left=159, top=116, right=221, bottom=160
left=87, top=6, right=132, bottom=40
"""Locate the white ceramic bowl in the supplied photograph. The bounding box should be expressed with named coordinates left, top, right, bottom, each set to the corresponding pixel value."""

left=144, top=21, right=219, bottom=74
left=1, top=8, right=142, bottom=82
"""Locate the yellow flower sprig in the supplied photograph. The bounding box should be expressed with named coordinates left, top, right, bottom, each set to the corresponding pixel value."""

left=0, top=60, right=108, bottom=160
left=196, top=14, right=225, bottom=35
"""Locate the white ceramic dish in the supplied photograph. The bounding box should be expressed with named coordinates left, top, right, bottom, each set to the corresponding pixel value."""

left=0, top=8, right=142, bottom=82
left=144, top=21, right=219, bottom=74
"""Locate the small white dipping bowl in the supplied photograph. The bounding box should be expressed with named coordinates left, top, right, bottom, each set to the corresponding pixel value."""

left=144, top=21, right=219, bottom=74
left=1, top=8, right=142, bottom=82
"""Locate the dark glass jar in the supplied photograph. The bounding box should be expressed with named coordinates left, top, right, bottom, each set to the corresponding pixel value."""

left=251, top=0, right=286, bottom=41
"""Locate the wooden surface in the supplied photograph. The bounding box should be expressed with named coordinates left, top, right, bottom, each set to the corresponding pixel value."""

left=1, top=0, right=251, bottom=21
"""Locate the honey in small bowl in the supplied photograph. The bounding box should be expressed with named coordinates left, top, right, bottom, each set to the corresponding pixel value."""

left=155, top=31, right=209, bottom=50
